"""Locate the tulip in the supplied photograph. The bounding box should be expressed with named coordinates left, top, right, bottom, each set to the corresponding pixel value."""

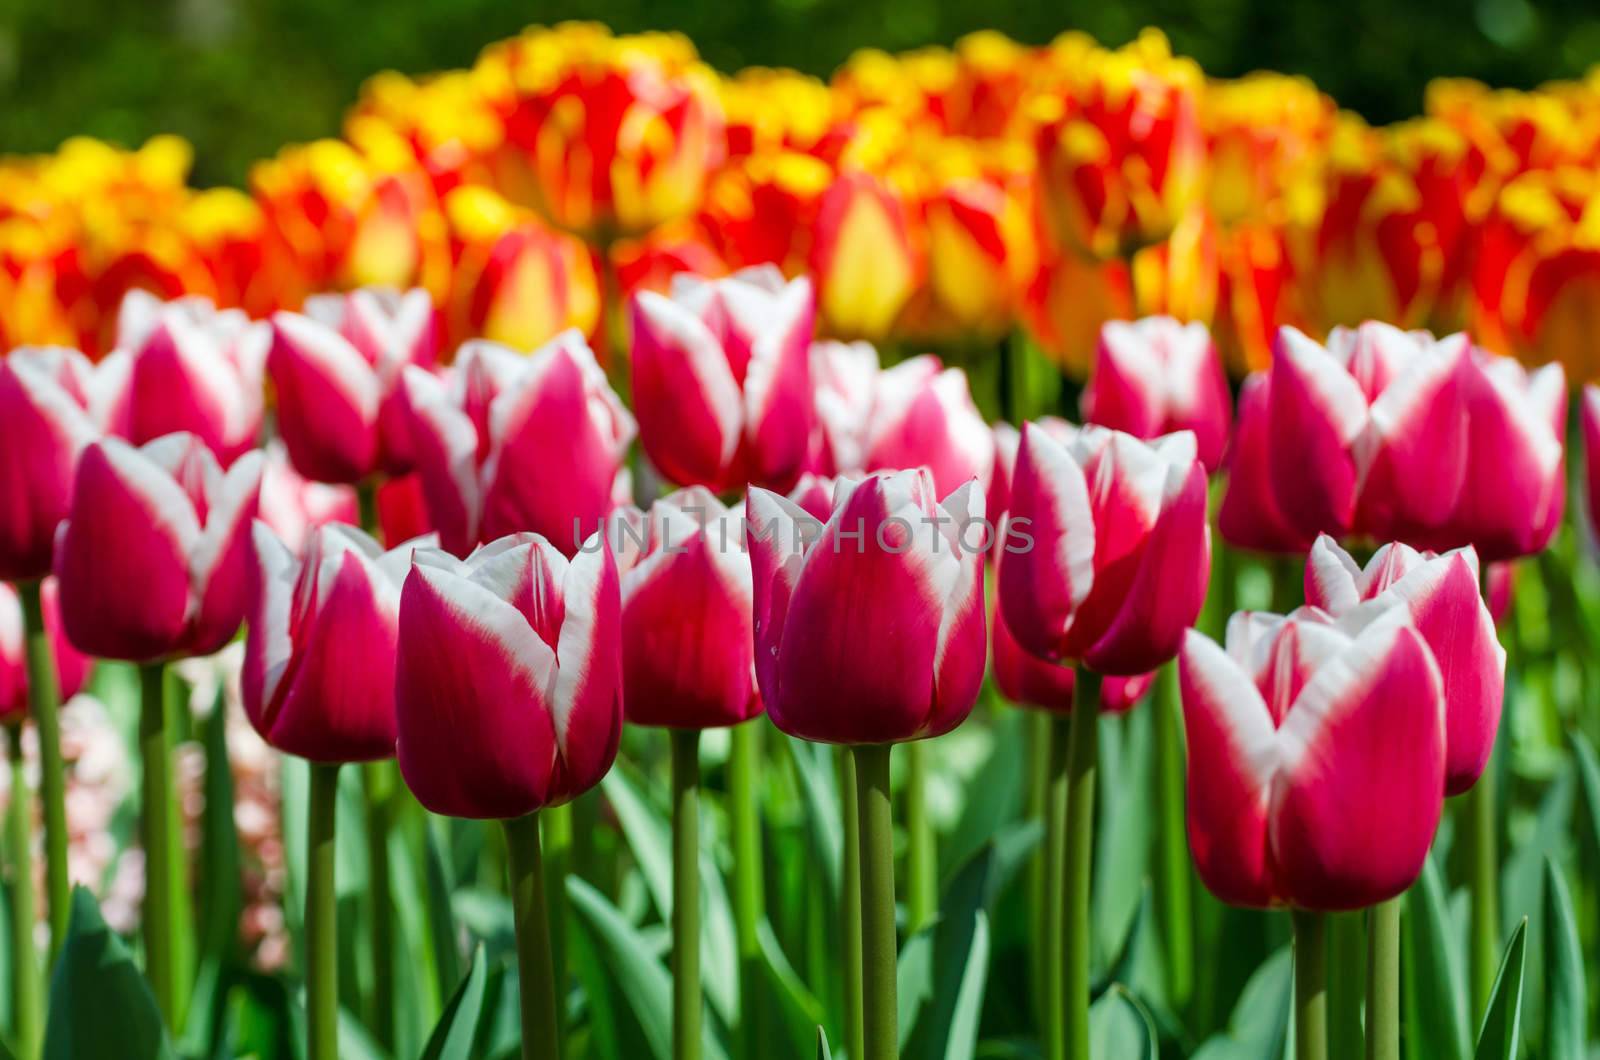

left=402, top=331, right=634, bottom=557
left=268, top=287, right=437, bottom=484
left=811, top=170, right=920, bottom=341
left=630, top=267, right=814, bottom=494
left=996, top=420, right=1208, bottom=1060
left=861, top=356, right=995, bottom=501
left=1304, top=535, right=1504, bottom=797
left=0, top=580, right=89, bottom=721
left=245, top=520, right=428, bottom=1060
left=990, top=609, right=1152, bottom=714
left=808, top=341, right=879, bottom=480
left=1180, top=604, right=1446, bottom=1060
left=0, top=347, right=102, bottom=582
left=56, top=434, right=262, bottom=663
left=787, top=473, right=839, bottom=524
left=53, top=431, right=260, bottom=1029
left=1255, top=323, right=1472, bottom=545
left=98, top=290, right=268, bottom=466
left=258, top=442, right=360, bottom=555
left=1217, top=374, right=1311, bottom=554
left=746, top=468, right=986, bottom=1060
left=396, top=531, right=621, bottom=1060
left=1082, top=318, right=1232, bottom=471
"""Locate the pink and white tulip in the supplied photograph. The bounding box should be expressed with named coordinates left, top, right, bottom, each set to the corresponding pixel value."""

left=1218, top=374, right=1310, bottom=554
left=0, top=580, right=90, bottom=720
left=1304, top=535, right=1505, bottom=796
left=258, top=442, right=358, bottom=555
left=402, top=332, right=634, bottom=557
left=609, top=488, right=760, bottom=729
left=808, top=340, right=879, bottom=478
left=1083, top=318, right=1232, bottom=471
left=1179, top=604, right=1446, bottom=910
left=745, top=469, right=986, bottom=744
left=860, top=355, right=995, bottom=500
left=99, top=291, right=267, bottom=466
left=631, top=267, right=814, bottom=493
left=394, top=531, right=622, bottom=819
left=268, top=287, right=437, bottom=483
left=244, top=522, right=430, bottom=762
left=998, top=422, right=1210, bottom=675
left=0, top=347, right=102, bottom=581
left=54, top=433, right=262, bottom=662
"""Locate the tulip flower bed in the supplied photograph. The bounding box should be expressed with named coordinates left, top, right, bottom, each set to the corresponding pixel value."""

left=2, top=17, right=1600, bottom=1060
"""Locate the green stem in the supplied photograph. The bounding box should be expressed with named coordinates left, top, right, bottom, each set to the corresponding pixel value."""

left=1063, top=668, right=1100, bottom=1060
left=728, top=720, right=765, bottom=1056
left=356, top=480, right=380, bottom=542
left=854, top=743, right=897, bottom=1060
left=837, top=747, right=864, bottom=1060
left=6, top=726, right=41, bottom=1060
left=1467, top=763, right=1499, bottom=1019
left=505, top=813, right=560, bottom=1060
left=1153, top=664, right=1193, bottom=1011
left=1365, top=898, right=1400, bottom=1060
left=1328, top=911, right=1366, bottom=1060
left=16, top=583, right=67, bottom=966
left=904, top=740, right=936, bottom=933
left=138, top=661, right=179, bottom=1030
left=361, top=762, right=394, bottom=1050
left=1043, top=713, right=1071, bottom=1060
left=306, top=763, right=340, bottom=1060
left=671, top=730, right=702, bottom=1060
left=542, top=802, right=571, bottom=1040
left=1294, top=909, right=1329, bottom=1060
left=1026, top=709, right=1052, bottom=1031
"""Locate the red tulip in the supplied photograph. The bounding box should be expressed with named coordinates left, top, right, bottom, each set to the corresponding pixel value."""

left=998, top=422, right=1210, bottom=675
left=1217, top=374, right=1310, bottom=554
left=395, top=532, right=622, bottom=819
left=268, top=287, right=437, bottom=483
left=0, top=580, right=90, bottom=720
left=610, top=488, right=760, bottom=729
left=1304, top=534, right=1505, bottom=796
left=1083, top=318, right=1233, bottom=471
left=55, top=434, right=262, bottom=661
left=746, top=469, right=986, bottom=744
left=244, top=522, right=430, bottom=761
left=99, top=291, right=267, bottom=466
left=1179, top=604, right=1445, bottom=910
left=630, top=267, right=814, bottom=493
left=258, top=442, right=358, bottom=555
left=401, top=332, right=634, bottom=557
left=1260, top=323, right=1471, bottom=544
left=860, top=356, right=995, bottom=500
left=990, top=607, right=1152, bottom=713
left=0, top=347, right=102, bottom=581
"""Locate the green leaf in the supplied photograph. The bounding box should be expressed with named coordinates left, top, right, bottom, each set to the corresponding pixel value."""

left=815, top=1026, right=832, bottom=1060
left=1540, top=859, right=1585, bottom=1060
left=783, top=738, right=842, bottom=901
left=941, top=710, right=1028, bottom=879
left=419, top=945, right=488, bottom=1060
left=1089, top=984, right=1159, bottom=1060
left=1574, top=732, right=1600, bottom=856
left=759, top=919, right=827, bottom=1059
left=567, top=876, right=730, bottom=1060
left=1473, top=917, right=1527, bottom=1060
left=1191, top=946, right=1292, bottom=1060
left=44, top=888, right=174, bottom=1060
left=1403, top=854, right=1470, bottom=1060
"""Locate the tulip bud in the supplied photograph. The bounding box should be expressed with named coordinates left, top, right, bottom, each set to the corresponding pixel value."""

left=1304, top=535, right=1505, bottom=795
left=244, top=522, right=430, bottom=762
left=1083, top=318, right=1233, bottom=471
left=55, top=434, right=262, bottom=661
left=999, top=422, right=1210, bottom=675
left=0, top=347, right=102, bottom=581
left=395, top=532, right=622, bottom=819
left=745, top=469, right=986, bottom=744
left=630, top=267, right=814, bottom=493
left=402, top=331, right=634, bottom=556
left=990, top=606, right=1151, bottom=713
left=257, top=442, right=359, bottom=556
left=269, top=287, right=437, bottom=483
left=1179, top=604, right=1445, bottom=910
left=98, top=291, right=267, bottom=466
left=0, top=580, right=91, bottom=720
left=609, top=488, right=760, bottom=729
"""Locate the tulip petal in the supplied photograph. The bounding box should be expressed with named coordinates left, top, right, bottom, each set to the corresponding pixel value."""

left=1303, top=534, right=1363, bottom=614
left=403, top=366, right=482, bottom=555
left=548, top=539, right=622, bottom=800
left=745, top=487, right=817, bottom=711
left=188, top=450, right=263, bottom=656
left=268, top=312, right=382, bottom=483
left=996, top=423, right=1095, bottom=661
left=1267, top=328, right=1366, bottom=538
left=631, top=291, right=743, bottom=488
